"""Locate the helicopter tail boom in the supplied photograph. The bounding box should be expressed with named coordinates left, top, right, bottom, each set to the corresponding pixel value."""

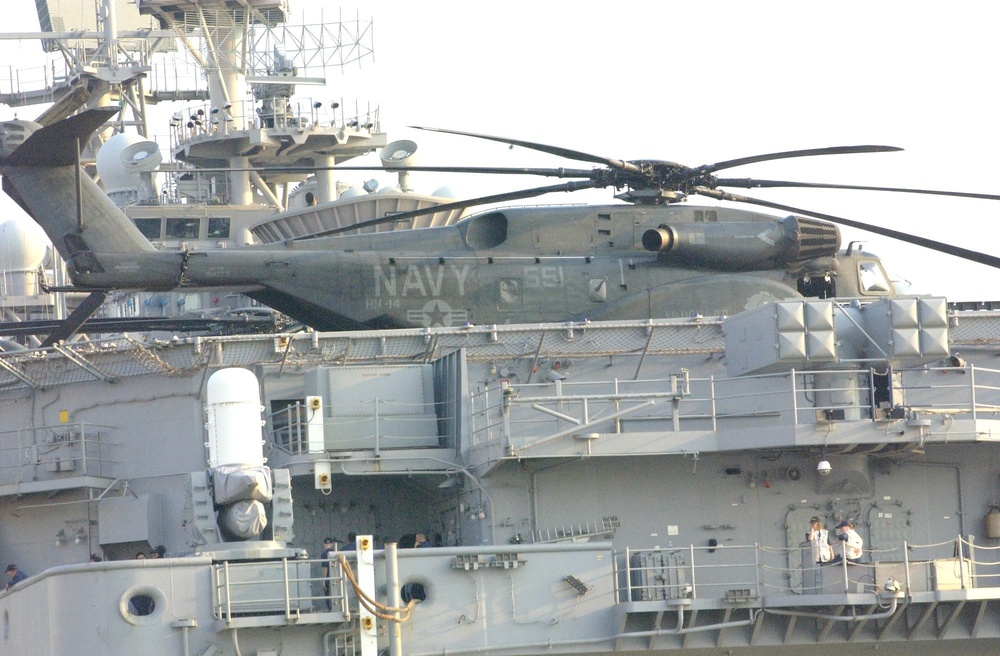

left=0, top=109, right=171, bottom=288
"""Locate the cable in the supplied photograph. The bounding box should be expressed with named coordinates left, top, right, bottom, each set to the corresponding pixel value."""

left=337, top=554, right=419, bottom=621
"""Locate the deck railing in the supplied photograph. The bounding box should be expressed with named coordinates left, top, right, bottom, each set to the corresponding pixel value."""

left=0, top=422, right=117, bottom=489
left=207, top=535, right=998, bottom=625
left=212, top=555, right=350, bottom=624
left=470, top=364, right=1000, bottom=448
left=267, top=399, right=450, bottom=456
left=614, top=535, right=988, bottom=604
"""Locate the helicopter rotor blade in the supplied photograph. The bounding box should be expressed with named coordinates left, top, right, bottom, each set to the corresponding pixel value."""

left=716, top=178, right=1000, bottom=202
left=231, top=164, right=599, bottom=178
left=692, top=187, right=1000, bottom=269
left=410, top=126, right=642, bottom=173
left=697, top=145, right=903, bottom=175
left=302, top=180, right=599, bottom=239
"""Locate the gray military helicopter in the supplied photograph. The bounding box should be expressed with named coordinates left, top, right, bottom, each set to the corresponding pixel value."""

left=2, top=108, right=999, bottom=337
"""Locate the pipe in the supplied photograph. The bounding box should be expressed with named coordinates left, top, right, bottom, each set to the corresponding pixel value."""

left=762, top=594, right=899, bottom=622
left=386, top=543, right=402, bottom=656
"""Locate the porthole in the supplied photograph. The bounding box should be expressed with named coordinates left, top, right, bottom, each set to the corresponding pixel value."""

left=401, top=582, right=426, bottom=603
left=119, top=584, right=167, bottom=625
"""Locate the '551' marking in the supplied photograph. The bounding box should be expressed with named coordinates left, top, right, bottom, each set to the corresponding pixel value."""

left=523, top=266, right=564, bottom=288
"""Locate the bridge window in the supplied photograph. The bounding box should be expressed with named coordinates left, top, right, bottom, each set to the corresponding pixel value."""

left=165, top=218, right=201, bottom=239
left=208, top=217, right=231, bottom=239
left=133, top=218, right=162, bottom=240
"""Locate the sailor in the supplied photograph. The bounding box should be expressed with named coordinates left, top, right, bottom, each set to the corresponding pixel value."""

left=4, top=565, right=26, bottom=590
left=829, top=520, right=863, bottom=564
left=805, top=516, right=832, bottom=563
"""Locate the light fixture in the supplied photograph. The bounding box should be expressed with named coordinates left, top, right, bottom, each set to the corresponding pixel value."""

left=55, top=529, right=69, bottom=546
left=313, top=101, right=323, bottom=109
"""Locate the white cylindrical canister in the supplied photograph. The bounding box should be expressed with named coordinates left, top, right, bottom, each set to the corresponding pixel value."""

left=205, top=368, right=265, bottom=468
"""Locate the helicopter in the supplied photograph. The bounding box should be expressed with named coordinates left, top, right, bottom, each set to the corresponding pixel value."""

left=2, top=107, right=1000, bottom=337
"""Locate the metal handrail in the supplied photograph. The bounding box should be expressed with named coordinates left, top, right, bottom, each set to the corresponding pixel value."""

left=472, top=364, right=1000, bottom=446
left=614, top=535, right=982, bottom=604
left=211, top=556, right=349, bottom=622
left=0, top=421, right=117, bottom=485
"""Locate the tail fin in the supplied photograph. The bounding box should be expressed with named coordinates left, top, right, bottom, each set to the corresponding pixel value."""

left=0, top=108, right=155, bottom=267
left=3, top=108, right=118, bottom=166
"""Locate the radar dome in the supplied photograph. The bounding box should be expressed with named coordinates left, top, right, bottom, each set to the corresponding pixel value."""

left=96, top=133, right=162, bottom=194
left=0, top=220, right=48, bottom=271
left=432, top=186, right=458, bottom=199
left=340, top=187, right=365, bottom=199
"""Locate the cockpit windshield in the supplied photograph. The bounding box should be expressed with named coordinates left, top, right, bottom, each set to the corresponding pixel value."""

left=858, top=260, right=892, bottom=294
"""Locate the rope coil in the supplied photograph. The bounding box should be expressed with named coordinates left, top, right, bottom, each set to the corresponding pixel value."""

left=338, top=553, right=420, bottom=622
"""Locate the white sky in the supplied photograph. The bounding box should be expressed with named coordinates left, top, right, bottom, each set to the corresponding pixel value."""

left=4, top=0, right=1000, bottom=302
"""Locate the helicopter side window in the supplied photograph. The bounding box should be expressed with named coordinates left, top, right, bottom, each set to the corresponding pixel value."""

left=858, top=260, right=891, bottom=295
left=498, top=279, right=522, bottom=307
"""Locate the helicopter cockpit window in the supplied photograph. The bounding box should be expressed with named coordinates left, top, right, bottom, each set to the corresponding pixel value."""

left=858, top=260, right=892, bottom=294
left=165, top=218, right=201, bottom=240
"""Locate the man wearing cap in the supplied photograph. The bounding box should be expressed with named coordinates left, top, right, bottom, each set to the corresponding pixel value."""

left=4, top=564, right=26, bottom=591
left=830, top=520, right=863, bottom=564
left=805, top=517, right=832, bottom=563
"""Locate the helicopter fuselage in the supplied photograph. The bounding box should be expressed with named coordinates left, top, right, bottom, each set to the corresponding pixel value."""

left=69, top=204, right=891, bottom=331
left=0, top=110, right=900, bottom=332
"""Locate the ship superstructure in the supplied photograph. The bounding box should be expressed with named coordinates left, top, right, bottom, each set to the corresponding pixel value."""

left=1, top=2, right=1000, bottom=656
left=0, top=304, right=998, bottom=654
